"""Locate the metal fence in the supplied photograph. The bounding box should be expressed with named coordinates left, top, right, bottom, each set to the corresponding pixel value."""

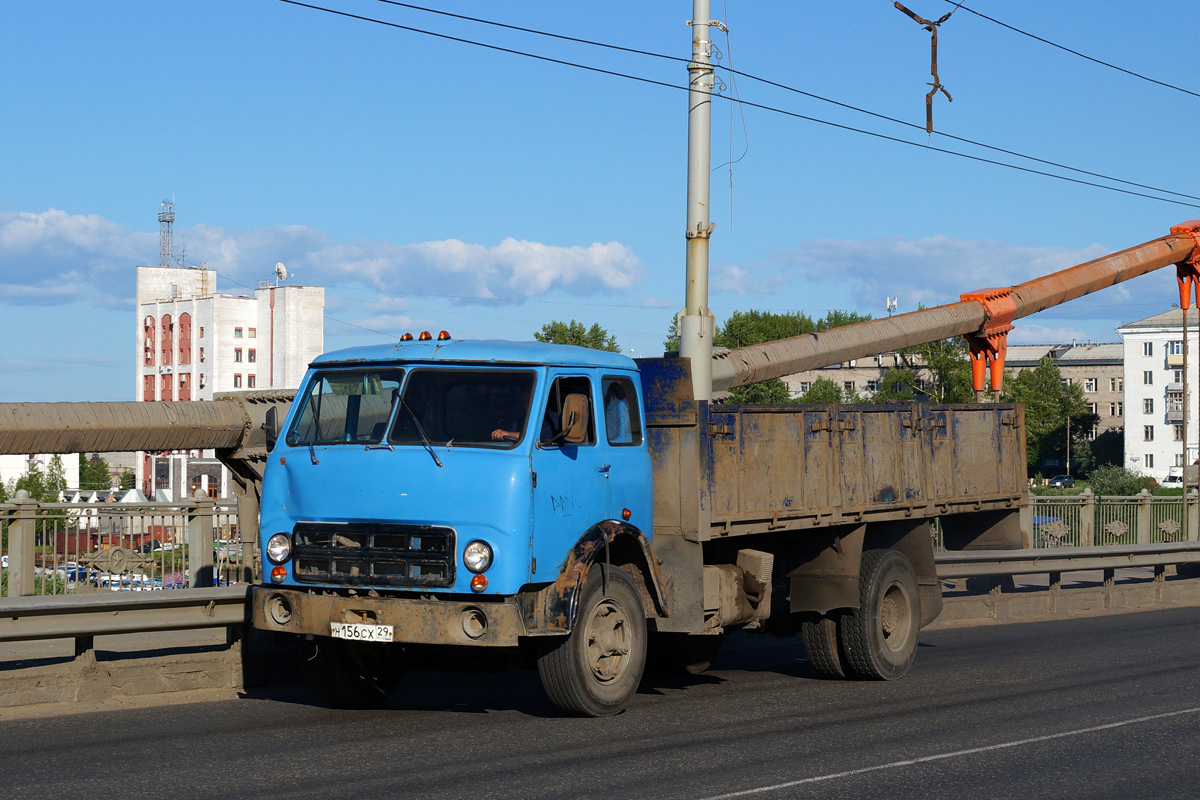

left=1025, top=490, right=1198, bottom=549
left=0, top=489, right=259, bottom=598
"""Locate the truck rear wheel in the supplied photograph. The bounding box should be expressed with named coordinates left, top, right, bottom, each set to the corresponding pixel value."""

left=839, top=549, right=920, bottom=680
left=800, top=615, right=846, bottom=679
left=301, top=636, right=405, bottom=709
left=536, top=564, right=647, bottom=717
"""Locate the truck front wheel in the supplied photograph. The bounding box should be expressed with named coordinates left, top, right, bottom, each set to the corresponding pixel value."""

left=536, top=564, right=647, bottom=717
left=301, top=636, right=405, bottom=709
left=839, top=549, right=920, bottom=680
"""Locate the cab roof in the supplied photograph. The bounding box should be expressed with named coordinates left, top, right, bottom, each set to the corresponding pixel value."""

left=311, top=339, right=638, bottom=371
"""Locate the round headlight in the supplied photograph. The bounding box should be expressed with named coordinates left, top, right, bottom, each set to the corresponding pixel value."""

left=463, top=540, right=493, bottom=574
left=266, top=533, right=292, bottom=565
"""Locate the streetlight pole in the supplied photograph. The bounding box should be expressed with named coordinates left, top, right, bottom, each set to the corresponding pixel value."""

left=679, top=0, right=717, bottom=402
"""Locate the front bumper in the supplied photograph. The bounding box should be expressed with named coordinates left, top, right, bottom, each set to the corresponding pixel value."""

left=250, top=586, right=531, bottom=647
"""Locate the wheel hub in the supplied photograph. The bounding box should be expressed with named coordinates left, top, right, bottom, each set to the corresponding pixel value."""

left=585, top=598, right=630, bottom=683
left=879, top=583, right=912, bottom=652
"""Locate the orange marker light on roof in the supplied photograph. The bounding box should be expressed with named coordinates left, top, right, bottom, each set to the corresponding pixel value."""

left=419, top=331, right=433, bottom=341
left=622, top=508, right=632, bottom=520
left=438, top=330, right=452, bottom=341
left=400, top=333, right=413, bottom=342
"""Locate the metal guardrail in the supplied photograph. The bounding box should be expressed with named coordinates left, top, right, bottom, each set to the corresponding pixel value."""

left=936, top=542, right=1200, bottom=578
left=0, top=585, right=249, bottom=643
left=0, top=493, right=1197, bottom=649
left=0, top=491, right=255, bottom=599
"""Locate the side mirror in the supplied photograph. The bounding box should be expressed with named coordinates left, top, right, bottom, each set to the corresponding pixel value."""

left=263, top=406, right=280, bottom=451
left=561, top=393, right=589, bottom=444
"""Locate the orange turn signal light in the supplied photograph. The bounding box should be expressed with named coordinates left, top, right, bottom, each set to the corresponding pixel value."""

left=622, top=508, right=632, bottom=520
left=470, top=574, right=488, bottom=593
left=437, top=330, right=452, bottom=341
left=419, top=331, right=433, bottom=341
left=270, top=565, right=287, bottom=583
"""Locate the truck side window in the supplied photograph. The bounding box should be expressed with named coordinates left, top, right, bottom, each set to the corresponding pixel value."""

left=540, top=376, right=594, bottom=446
left=602, top=376, right=642, bottom=446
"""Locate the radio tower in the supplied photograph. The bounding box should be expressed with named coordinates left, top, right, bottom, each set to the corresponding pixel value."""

left=158, top=200, right=175, bottom=267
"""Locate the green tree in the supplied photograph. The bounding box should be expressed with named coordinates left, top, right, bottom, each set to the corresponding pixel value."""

left=534, top=320, right=621, bottom=353
left=796, top=378, right=845, bottom=404
left=873, top=369, right=919, bottom=403
left=903, top=336, right=974, bottom=404
left=713, top=309, right=872, bottom=404
left=119, top=471, right=136, bottom=491
left=1087, top=464, right=1150, bottom=496
left=78, top=453, right=113, bottom=491
left=1089, top=430, right=1123, bottom=470
left=1003, top=357, right=1097, bottom=471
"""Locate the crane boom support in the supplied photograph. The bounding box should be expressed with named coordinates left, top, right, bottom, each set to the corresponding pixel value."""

left=712, top=229, right=1197, bottom=391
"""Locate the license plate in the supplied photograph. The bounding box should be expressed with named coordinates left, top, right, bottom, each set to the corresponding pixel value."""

left=330, top=622, right=394, bottom=642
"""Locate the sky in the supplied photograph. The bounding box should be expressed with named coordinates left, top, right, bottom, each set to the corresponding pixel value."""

left=2, top=1, right=1199, bottom=402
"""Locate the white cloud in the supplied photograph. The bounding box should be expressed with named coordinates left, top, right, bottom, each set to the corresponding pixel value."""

left=0, top=210, right=646, bottom=310
left=716, top=235, right=1113, bottom=309
left=1010, top=323, right=1093, bottom=345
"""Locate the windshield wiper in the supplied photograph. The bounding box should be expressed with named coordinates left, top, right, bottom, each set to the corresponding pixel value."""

left=399, top=398, right=443, bottom=468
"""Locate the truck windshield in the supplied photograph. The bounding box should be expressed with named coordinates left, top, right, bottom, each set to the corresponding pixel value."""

left=287, top=370, right=405, bottom=446
left=390, top=369, right=536, bottom=449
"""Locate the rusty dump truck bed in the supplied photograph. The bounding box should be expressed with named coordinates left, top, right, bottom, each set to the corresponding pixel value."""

left=639, top=358, right=1027, bottom=544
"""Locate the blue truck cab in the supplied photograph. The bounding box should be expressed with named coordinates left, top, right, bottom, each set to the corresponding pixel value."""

left=251, top=339, right=663, bottom=715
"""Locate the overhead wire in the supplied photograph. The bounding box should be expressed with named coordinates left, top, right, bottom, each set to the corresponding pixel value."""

left=279, top=0, right=1200, bottom=210
left=939, top=1, right=1200, bottom=101
left=363, top=0, right=1200, bottom=204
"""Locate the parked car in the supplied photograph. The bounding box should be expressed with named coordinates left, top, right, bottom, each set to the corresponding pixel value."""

left=1047, top=474, right=1075, bottom=488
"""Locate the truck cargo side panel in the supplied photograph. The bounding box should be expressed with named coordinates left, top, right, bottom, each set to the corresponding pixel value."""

left=705, top=404, right=1024, bottom=538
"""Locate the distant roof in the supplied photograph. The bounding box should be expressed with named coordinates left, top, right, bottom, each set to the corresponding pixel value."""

left=312, top=339, right=637, bottom=370
left=1117, top=308, right=1200, bottom=331
left=1006, top=342, right=1122, bottom=366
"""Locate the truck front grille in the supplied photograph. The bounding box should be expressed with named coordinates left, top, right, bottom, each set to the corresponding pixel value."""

left=291, top=522, right=456, bottom=588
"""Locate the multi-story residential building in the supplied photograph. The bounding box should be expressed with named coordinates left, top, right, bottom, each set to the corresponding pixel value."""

left=1116, top=308, right=1198, bottom=482
left=135, top=265, right=325, bottom=499
left=781, top=343, right=1125, bottom=438
left=0, top=454, right=79, bottom=492
left=782, top=351, right=933, bottom=399
left=1004, top=343, right=1125, bottom=438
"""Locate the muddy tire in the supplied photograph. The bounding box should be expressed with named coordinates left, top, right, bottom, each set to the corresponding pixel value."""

left=839, top=549, right=920, bottom=681
left=800, top=614, right=846, bottom=679
left=536, top=565, right=647, bottom=717
left=301, top=636, right=405, bottom=709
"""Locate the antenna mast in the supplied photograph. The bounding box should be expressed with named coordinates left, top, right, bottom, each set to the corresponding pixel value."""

left=158, top=200, right=175, bottom=268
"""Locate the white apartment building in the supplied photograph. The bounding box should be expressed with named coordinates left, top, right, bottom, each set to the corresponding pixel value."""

left=0, top=454, right=79, bottom=493
left=135, top=265, right=325, bottom=499
left=1116, top=308, right=1198, bottom=482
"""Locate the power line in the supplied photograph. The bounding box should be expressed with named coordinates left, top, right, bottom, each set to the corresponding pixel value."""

left=278, top=0, right=1200, bottom=210
left=940, top=1, right=1200, bottom=101
left=362, top=0, right=1200, bottom=204
left=373, top=0, right=681, bottom=64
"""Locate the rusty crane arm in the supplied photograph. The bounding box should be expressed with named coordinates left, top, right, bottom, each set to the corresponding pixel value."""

left=712, top=223, right=1200, bottom=393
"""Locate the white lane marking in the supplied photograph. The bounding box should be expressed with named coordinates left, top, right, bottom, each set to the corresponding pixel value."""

left=697, top=706, right=1200, bottom=800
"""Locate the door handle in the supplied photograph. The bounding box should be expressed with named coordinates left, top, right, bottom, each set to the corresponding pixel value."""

left=598, top=464, right=611, bottom=472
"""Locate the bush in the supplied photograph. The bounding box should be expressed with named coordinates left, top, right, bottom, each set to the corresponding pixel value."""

left=1087, top=465, right=1149, bottom=496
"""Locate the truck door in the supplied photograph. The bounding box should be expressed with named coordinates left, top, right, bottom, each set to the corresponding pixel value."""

left=599, top=374, right=651, bottom=528
left=529, top=373, right=610, bottom=582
